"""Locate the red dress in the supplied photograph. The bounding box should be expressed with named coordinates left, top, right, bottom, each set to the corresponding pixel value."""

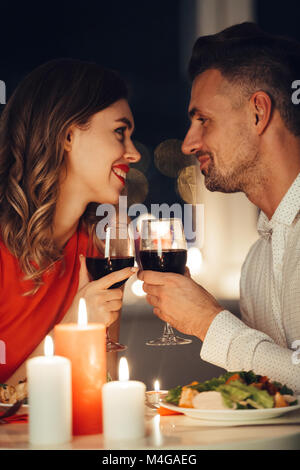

left=0, top=225, right=89, bottom=382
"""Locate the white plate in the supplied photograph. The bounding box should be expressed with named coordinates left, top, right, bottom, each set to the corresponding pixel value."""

left=161, top=396, right=300, bottom=421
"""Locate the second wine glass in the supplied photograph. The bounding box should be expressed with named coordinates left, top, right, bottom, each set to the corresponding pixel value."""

left=139, top=218, right=192, bottom=346
left=85, top=222, right=135, bottom=352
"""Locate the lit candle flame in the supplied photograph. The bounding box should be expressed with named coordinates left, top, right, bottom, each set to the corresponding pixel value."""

left=154, top=379, right=160, bottom=392
left=119, top=357, right=129, bottom=381
left=78, top=298, right=88, bottom=327
left=44, top=335, right=54, bottom=357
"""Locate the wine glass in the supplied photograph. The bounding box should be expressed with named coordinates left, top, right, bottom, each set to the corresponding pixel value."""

left=85, top=221, right=135, bottom=352
left=139, top=218, right=192, bottom=346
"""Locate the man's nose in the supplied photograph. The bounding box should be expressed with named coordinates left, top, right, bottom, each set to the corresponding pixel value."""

left=124, top=141, right=141, bottom=163
left=181, top=127, right=203, bottom=156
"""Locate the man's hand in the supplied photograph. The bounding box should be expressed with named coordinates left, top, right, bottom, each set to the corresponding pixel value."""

left=138, top=270, right=223, bottom=341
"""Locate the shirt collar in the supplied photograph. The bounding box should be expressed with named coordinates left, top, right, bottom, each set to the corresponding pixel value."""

left=257, top=172, right=300, bottom=238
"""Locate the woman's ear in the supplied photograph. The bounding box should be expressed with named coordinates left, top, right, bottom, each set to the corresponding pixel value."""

left=64, top=129, right=73, bottom=151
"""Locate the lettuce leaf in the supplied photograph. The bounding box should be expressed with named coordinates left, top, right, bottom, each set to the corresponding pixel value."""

left=218, top=382, right=251, bottom=403
left=187, top=372, right=240, bottom=393
left=237, top=370, right=259, bottom=385
left=221, top=394, right=235, bottom=409
left=165, top=385, right=182, bottom=405
left=249, top=386, right=274, bottom=408
left=217, top=380, right=274, bottom=409
left=273, top=383, right=294, bottom=396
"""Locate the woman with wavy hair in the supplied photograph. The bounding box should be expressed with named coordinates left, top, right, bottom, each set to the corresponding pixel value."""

left=0, top=59, right=140, bottom=383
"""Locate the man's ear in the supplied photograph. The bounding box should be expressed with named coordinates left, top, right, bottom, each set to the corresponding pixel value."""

left=249, top=91, right=272, bottom=135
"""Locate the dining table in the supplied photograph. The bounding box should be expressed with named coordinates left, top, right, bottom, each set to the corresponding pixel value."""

left=1, top=405, right=300, bottom=451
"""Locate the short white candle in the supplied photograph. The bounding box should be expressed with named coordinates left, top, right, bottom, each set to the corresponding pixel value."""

left=102, top=357, right=146, bottom=441
left=27, top=336, right=72, bottom=446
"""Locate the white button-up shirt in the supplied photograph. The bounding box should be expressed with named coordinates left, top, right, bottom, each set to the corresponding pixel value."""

left=201, top=173, right=300, bottom=393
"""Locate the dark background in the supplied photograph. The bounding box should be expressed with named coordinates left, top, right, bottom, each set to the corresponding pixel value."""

left=1, top=0, right=300, bottom=387
left=2, top=0, right=300, bottom=211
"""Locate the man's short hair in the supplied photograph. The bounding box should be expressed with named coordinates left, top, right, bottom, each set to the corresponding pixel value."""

left=189, top=22, right=300, bottom=136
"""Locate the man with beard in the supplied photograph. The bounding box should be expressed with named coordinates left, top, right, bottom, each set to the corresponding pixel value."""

left=138, top=22, right=300, bottom=392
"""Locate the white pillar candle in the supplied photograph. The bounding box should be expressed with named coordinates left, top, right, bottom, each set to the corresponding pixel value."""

left=27, top=336, right=72, bottom=446
left=102, top=357, right=146, bottom=441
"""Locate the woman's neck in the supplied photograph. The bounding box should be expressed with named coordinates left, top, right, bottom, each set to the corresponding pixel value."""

left=53, top=174, right=90, bottom=249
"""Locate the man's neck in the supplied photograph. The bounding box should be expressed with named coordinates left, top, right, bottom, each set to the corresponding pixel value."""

left=245, top=164, right=300, bottom=220
left=243, top=128, right=300, bottom=219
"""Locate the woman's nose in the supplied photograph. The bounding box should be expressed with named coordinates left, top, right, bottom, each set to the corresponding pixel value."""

left=124, top=141, right=141, bottom=163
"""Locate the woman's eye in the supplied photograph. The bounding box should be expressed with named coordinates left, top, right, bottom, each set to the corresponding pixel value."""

left=115, top=126, right=126, bottom=138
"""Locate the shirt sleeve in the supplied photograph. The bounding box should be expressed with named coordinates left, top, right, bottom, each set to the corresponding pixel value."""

left=200, top=310, right=300, bottom=393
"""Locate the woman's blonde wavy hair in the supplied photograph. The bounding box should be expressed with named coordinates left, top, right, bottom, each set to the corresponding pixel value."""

left=0, top=59, right=128, bottom=295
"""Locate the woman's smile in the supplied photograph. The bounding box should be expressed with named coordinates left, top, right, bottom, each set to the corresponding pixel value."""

left=112, top=164, right=130, bottom=185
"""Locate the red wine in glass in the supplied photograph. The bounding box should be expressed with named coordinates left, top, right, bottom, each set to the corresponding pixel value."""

left=85, top=222, right=135, bottom=352
left=139, top=218, right=192, bottom=346
left=86, top=256, right=135, bottom=289
left=139, top=249, right=187, bottom=274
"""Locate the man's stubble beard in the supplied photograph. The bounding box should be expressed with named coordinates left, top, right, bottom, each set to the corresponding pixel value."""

left=203, top=131, right=265, bottom=194
left=203, top=155, right=262, bottom=194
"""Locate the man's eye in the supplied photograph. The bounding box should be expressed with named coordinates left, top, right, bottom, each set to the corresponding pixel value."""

left=197, top=117, right=207, bottom=125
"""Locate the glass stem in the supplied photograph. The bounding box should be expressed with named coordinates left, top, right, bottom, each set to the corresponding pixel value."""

left=106, top=328, right=111, bottom=343
left=163, top=322, right=176, bottom=338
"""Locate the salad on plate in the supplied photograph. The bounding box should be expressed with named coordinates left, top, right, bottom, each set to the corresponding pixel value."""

left=165, top=371, right=298, bottom=410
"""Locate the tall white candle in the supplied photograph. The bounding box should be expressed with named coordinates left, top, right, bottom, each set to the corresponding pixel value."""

left=102, top=358, right=146, bottom=441
left=27, top=336, right=72, bottom=446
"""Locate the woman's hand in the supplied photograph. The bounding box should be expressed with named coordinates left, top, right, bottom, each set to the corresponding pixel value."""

left=64, top=255, right=138, bottom=327
left=6, top=257, right=136, bottom=385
